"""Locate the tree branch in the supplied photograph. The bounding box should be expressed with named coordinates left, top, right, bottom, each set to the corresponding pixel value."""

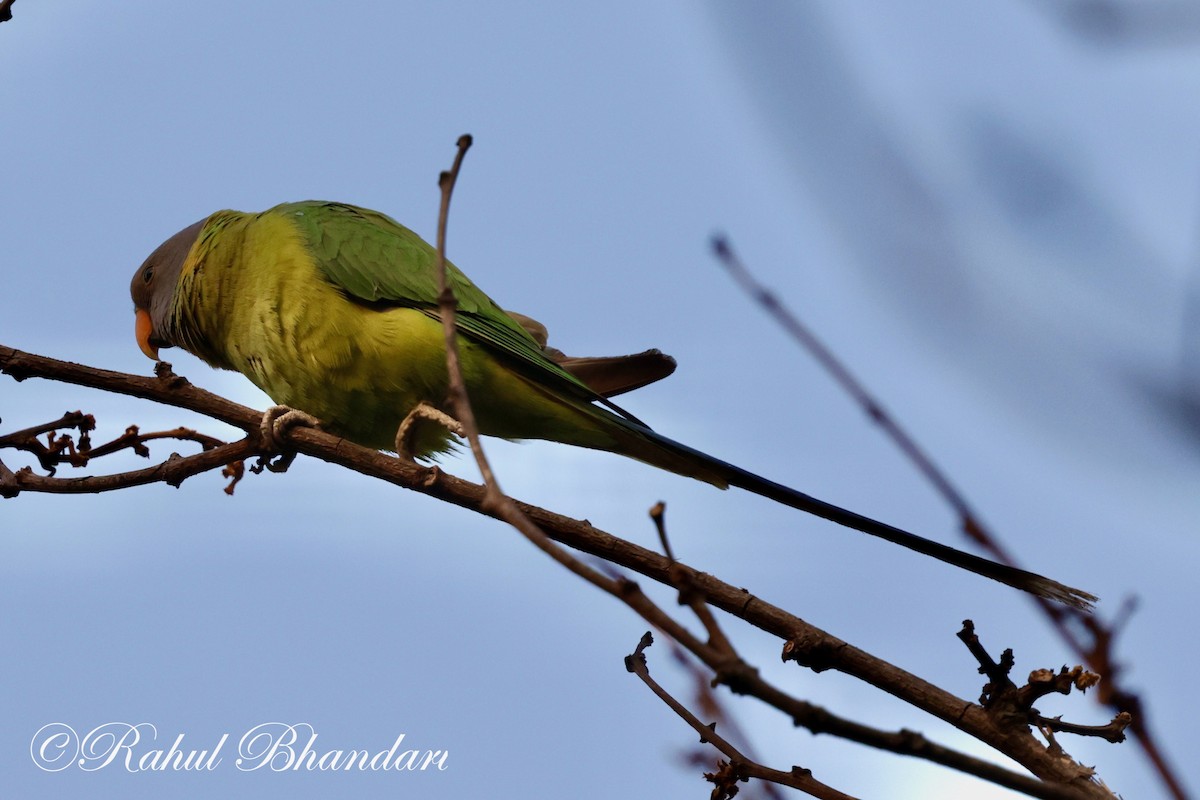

left=0, top=342, right=1117, bottom=797
left=422, top=143, right=1106, bottom=797
left=626, top=633, right=859, bottom=800
left=713, top=235, right=1182, bottom=799
left=1, top=437, right=254, bottom=496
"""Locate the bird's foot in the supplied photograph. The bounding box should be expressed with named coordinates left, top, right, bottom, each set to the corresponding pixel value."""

left=395, top=402, right=464, bottom=461
left=260, top=405, right=322, bottom=448
left=255, top=405, right=321, bottom=473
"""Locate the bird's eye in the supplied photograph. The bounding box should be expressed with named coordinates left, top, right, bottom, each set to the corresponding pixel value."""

left=142, top=266, right=154, bottom=284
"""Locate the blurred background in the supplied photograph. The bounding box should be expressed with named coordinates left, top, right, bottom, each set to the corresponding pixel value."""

left=1, top=2, right=1197, bottom=797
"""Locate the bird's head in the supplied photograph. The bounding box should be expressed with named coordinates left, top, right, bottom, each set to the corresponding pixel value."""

left=130, top=218, right=207, bottom=360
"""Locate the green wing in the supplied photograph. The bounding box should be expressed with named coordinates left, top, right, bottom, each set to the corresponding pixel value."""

left=279, top=201, right=630, bottom=414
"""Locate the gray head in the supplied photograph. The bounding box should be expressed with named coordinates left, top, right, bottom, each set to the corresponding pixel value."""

left=131, top=217, right=207, bottom=359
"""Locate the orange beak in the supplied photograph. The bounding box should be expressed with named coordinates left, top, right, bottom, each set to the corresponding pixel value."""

left=135, top=308, right=160, bottom=361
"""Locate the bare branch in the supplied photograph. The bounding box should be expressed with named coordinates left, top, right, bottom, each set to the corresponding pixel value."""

left=1, top=405, right=246, bottom=494
left=1038, top=713, right=1132, bottom=745
left=0, top=438, right=256, bottom=496
left=626, top=633, right=859, bottom=800
left=711, top=235, right=1182, bottom=797
left=0, top=339, right=1122, bottom=796
left=656, top=540, right=1097, bottom=798
left=0, top=340, right=1119, bottom=795
left=423, top=148, right=1106, bottom=798
left=714, top=236, right=1029, bottom=565
left=611, top=525, right=1093, bottom=799
left=85, top=425, right=227, bottom=461
left=426, top=135, right=637, bottom=600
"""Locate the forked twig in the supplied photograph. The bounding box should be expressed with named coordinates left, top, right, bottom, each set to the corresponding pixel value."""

left=626, top=632, right=858, bottom=800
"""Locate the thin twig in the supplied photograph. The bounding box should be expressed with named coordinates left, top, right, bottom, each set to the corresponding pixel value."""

left=649, top=502, right=735, bottom=655
left=427, top=135, right=637, bottom=597
left=84, top=425, right=226, bottom=460
left=714, top=236, right=1028, bottom=561
left=432, top=134, right=500, bottom=500
left=1038, top=713, right=1132, bottom=745
left=626, top=633, right=859, bottom=800
left=669, top=644, right=788, bottom=800
left=649, top=501, right=675, bottom=562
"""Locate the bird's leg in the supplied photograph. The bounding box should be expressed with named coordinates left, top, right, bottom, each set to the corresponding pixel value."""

left=256, top=405, right=321, bottom=473
left=395, top=402, right=464, bottom=461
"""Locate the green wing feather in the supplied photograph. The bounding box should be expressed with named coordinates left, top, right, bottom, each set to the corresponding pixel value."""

left=279, top=201, right=640, bottom=420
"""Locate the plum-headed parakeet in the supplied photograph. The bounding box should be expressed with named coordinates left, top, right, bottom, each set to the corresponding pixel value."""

left=130, top=201, right=1094, bottom=609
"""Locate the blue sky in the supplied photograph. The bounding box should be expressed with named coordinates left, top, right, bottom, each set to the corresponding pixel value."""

left=2, top=2, right=1198, bottom=798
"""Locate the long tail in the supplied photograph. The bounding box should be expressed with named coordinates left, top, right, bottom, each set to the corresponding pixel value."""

left=608, top=418, right=1097, bottom=611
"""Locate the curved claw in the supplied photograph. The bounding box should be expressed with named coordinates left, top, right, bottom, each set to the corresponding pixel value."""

left=258, top=405, right=322, bottom=466
left=250, top=450, right=299, bottom=475
left=394, top=402, right=464, bottom=461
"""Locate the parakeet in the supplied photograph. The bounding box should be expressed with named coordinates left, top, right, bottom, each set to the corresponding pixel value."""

left=130, top=201, right=1094, bottom=609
